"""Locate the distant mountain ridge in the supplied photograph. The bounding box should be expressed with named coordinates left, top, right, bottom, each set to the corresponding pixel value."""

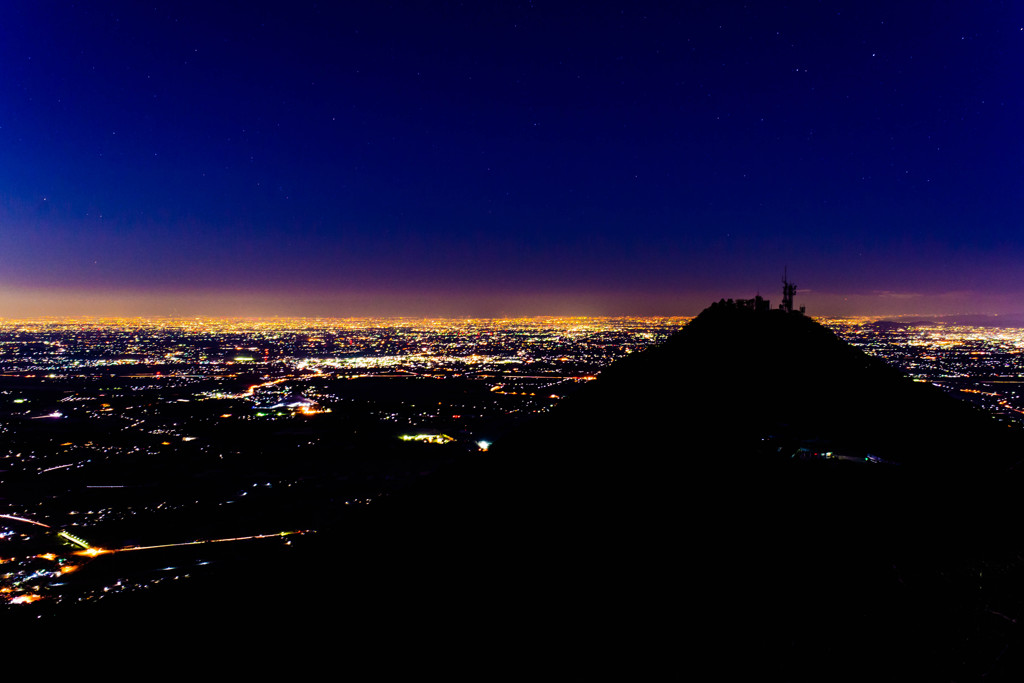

left=897, top=313, right=1024, bottom=327
left=862, top=319, right=915, bottom=331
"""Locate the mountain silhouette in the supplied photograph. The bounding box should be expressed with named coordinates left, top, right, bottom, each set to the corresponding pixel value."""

left=386, top=302, right=1024, bottom=677
left=499, top=301, right=1019, bottom=476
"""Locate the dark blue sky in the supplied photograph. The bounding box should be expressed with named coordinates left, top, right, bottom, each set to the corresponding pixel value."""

left=1, top=2, right=1022, bottom=316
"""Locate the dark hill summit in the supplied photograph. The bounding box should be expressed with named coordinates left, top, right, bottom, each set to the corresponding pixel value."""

left=488, top=301, right=1020, bottom=508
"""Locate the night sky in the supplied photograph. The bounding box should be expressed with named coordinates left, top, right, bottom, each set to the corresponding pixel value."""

left=1, top=2, right=1022, bottom=317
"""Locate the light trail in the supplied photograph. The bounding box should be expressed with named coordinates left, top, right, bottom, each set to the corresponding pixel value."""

left=0, top=514, right=51, bottom=528
left=39, top=463, right=74, bottom=473
left=115, top=530, right=311, bottom=553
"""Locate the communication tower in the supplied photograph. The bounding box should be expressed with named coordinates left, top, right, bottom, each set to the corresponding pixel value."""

left=780, top=269, right=797, bottom=313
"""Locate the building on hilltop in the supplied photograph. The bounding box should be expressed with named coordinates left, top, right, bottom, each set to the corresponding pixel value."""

left=736, top=295, right=771, bottom=312
left=710, top=272, right=806, bottom=315
left=713, top=295, right=770, bottom=312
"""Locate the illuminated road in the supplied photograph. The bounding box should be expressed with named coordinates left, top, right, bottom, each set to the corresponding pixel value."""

left=68, top=529, right=313, bottom=558
left=235, top=366, right=325, bottom=399
left=0, top=514, right=51, bottom=528
left=114, top=530, right=311, bottom=553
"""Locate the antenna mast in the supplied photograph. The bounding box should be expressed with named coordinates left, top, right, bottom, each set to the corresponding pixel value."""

left=780, top=268, right=797, bottom=313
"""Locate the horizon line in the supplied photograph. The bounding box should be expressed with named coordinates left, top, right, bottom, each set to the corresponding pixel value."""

left=1, top=285, right=1023, bottom=320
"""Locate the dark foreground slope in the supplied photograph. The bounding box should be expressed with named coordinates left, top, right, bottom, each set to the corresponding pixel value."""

left=43, top=306, right=1024, bottom=677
